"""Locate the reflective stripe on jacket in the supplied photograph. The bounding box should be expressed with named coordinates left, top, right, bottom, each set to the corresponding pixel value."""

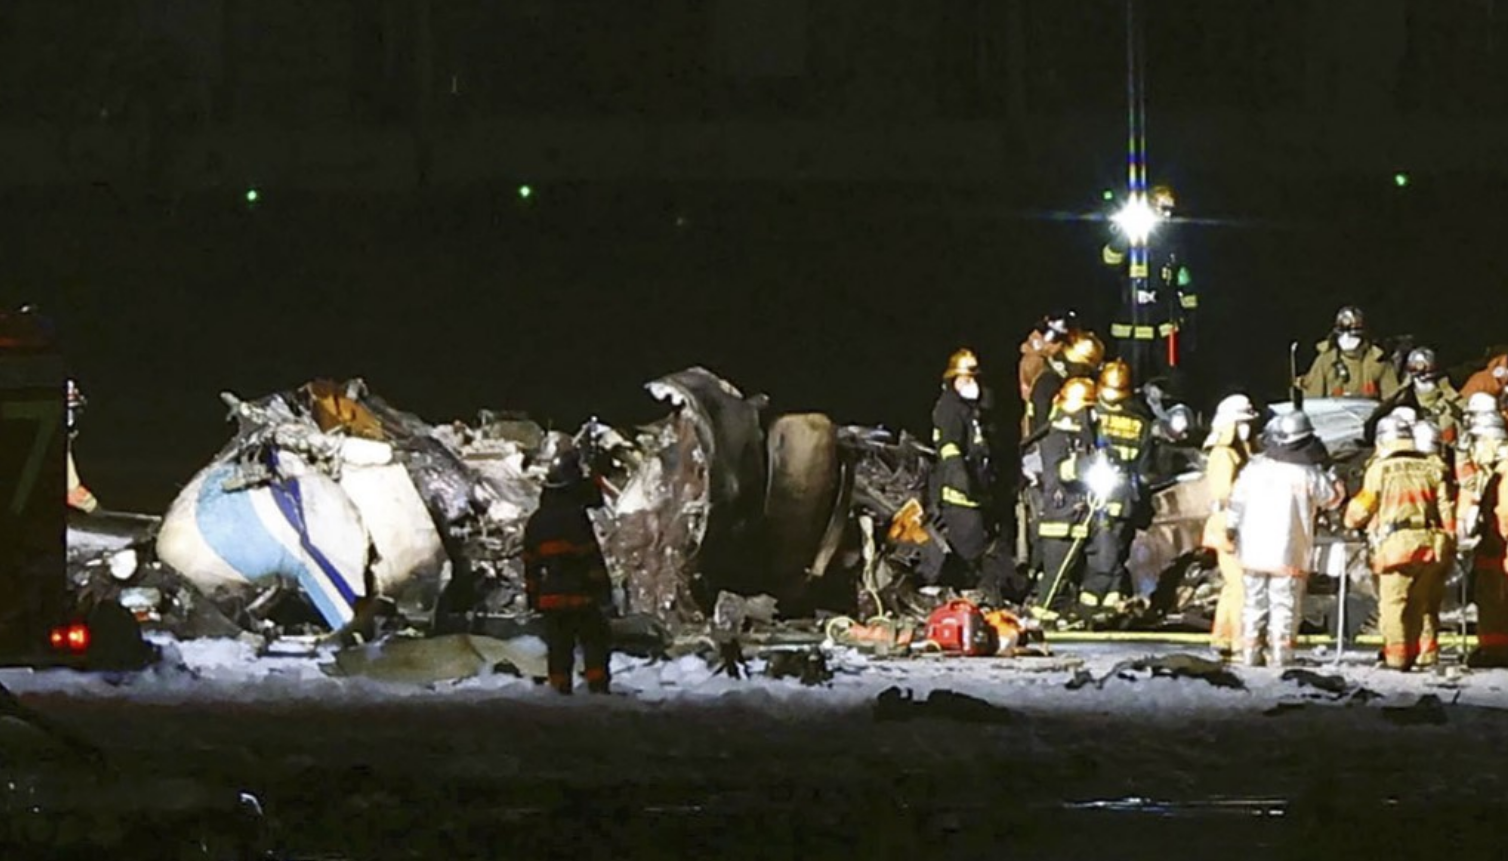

left=1343, top=451, right=1455, bottom=573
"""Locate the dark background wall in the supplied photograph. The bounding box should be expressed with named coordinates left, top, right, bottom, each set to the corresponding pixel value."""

left=2, top=1, right=1506, bottom=511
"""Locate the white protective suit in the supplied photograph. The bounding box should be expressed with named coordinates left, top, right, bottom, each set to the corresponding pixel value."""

left=1227, top=453, right=1343, bottom=663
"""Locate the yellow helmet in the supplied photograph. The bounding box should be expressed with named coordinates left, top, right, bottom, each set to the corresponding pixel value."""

left=1055, top=377, right=1097, bottom=413
left=1062, top=332, right=1104, bottom=370
left=1151, top=185, right=1176, bottom=212
left=942, top=348, right=980, bottom=381
left=1097, top=359, right=1133, bottom=404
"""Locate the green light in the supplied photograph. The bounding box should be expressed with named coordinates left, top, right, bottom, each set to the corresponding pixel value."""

left=1393, top=172, right=1409, bottom=188
left=517, top=184, right=532, bottom=200
left=245, top=188, right=259, bottom=203
left=1102, top=189, right=1115, bottom=202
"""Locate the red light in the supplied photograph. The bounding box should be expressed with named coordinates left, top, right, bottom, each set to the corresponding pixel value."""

left=48, top=623, right=90, bottom=654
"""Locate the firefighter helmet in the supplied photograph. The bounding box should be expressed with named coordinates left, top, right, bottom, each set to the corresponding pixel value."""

left=1270, top=410, right=1314, bottom=445
left=1055, top=377, right=1097, bottom=414
left=1466, top=392, right=1500, bottom=416
left=1164, top=404, right=1195, bottom=441
left=1097, top=359, right=1133, bottom=404
left=942, top=348, right=980, bottom=381
left=1413, top=420, right=1441, bottom=455
left=543, top=447, right=585, bottom=489
left=1471, top=411, right=1507, bottom=440
left=1375, top=414, right=1413, bottom=450
left=1405, top=347, right=1440, bottom=381
left=1211, top=393, right=1259, bottom=429
left=1150, top=185, right=1176, bottom=213
left=1042, top=309, right=1078, bottom=343
left=1333, top=305, right=1366, bottom=335
left=1062, top=332, right=1104, bottom=370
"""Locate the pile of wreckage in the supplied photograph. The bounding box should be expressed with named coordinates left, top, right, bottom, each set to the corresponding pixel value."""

left=67, top=366, right=1250, bottom=671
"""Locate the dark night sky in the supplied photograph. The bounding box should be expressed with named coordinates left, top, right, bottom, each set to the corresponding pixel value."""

left=3, top=1, right=1507, bottom=512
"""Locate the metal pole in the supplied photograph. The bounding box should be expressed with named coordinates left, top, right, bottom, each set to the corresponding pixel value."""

left=1333, top=553, right=1348, bottom=666
left=1124, top=0, right=1151, bottom=382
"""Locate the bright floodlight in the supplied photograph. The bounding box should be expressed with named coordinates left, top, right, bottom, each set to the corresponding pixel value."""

left=1112, top=195, right=1159, bottom=245
left=1083, top=453, right=1123, bottom=502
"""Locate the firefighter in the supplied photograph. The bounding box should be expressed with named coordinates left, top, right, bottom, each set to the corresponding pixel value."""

left=523, top=444, right=613, bottom=695
left=1373, top=347, right=1463, bottom=451
left=1030, top=376, right=1098, bottom=619
left=1462, top=412, right=1508, bottom=666
left=1299, top=306, right=1402, bottom=400
left=1103, top=185, right=1195, bottom=384
left=931, top=348, right=1009, bottom=604
left=1017, top=310, right=1077, bottom=413
left=1460, top=352, right=1508, bottom=403
left=1227, top=410, right=1344, bottom=667
left=65, top=379, right=99, bottom=514
left=1343, top=415, right=1456, bottom=671
left=1026, top=330, right=1104, bottom=437
left=1079, top=359, right=1153, bottom=616
left=1019, top=331, right=1103, bottom=579
left=1203, top=393, right=1260, bottom=659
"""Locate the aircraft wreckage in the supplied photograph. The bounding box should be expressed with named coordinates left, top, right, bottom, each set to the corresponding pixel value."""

left=72, top=368, right=1385, bottom=651
left=69, top=369, right=962, bottom=644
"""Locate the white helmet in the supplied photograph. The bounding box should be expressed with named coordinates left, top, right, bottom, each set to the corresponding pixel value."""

left=1412, top=420, right=1440, bottom=455
left=1388, top=406, right=1419, bottom=425
left=1211, top=394, right=1258, bottom=429
left=1376, top=414, right=1413, bottom=450
left=1471, top=411, right=1508, bottom=441
left=1466, top=392, right=1500, bottom=416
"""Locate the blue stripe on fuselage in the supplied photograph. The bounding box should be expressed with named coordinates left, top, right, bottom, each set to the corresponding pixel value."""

left=194, top=465, right=352, bottom=628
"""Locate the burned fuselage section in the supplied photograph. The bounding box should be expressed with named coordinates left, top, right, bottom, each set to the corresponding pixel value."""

left=75, top=368, right=955, bottom=641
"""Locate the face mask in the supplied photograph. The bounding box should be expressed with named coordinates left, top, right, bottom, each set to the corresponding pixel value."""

left=1495, top=366, right=1507, bottom=380
left=956, top=379, right=981, bottom=401
left=1414, top=377, right=1436, bottom=392
left=1336, top=334, right=1362, bottom=352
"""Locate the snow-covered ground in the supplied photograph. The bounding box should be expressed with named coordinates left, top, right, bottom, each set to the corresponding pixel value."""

left=6, top=637, right=1508, bottom=860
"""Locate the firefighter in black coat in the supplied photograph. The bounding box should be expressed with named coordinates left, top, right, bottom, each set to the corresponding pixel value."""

left=1031, top=377, right=1099, bottom=618
left=523, top=446, right=613, bottom=695
left=932, top=348, right=1016, bottom=603
left=1081, top=359, right=1154, bottom=614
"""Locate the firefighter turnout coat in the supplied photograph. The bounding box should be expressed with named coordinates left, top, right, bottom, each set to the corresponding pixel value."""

left=1343, top=451, right=1455, bottom=575
left=1301, top=339, right=1403, bottom=400
left=932, top=386, right=991, bottom=511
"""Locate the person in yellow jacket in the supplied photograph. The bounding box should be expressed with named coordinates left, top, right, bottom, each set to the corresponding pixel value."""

left=1463, top=413, right=1508, bottom=666
left=1202, top=393, right=1259, bottom=659
left=1343, top=415, right=1456, bottom=670
left=1300, top=305, right=1402, bottom=400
